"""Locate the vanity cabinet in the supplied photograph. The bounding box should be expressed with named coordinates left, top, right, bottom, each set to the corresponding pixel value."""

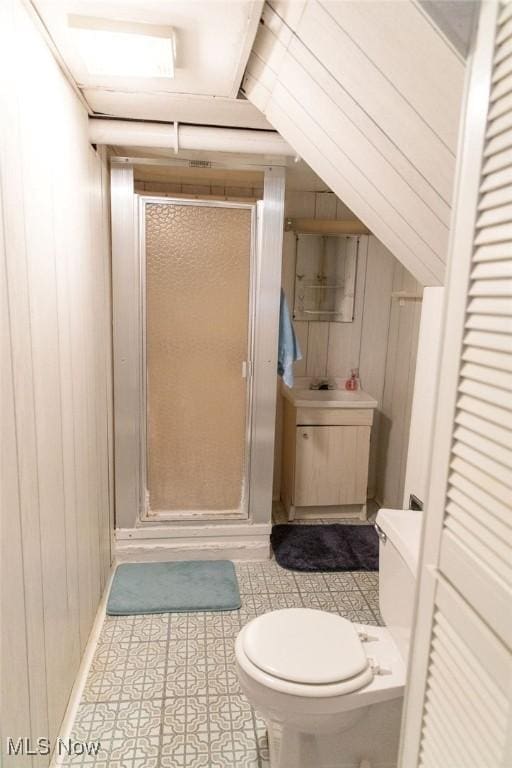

left=281, top=399, right=374, bottom=521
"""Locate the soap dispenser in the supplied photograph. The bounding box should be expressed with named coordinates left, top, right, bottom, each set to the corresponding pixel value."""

left=345, top=368, right=360, bottom=391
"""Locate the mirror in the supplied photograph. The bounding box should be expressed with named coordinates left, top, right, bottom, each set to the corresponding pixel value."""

left=293, top=234, right=358, bottom=322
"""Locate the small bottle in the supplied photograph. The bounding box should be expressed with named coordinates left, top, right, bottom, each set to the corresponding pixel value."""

left=345, top=368, right=359, bottom=391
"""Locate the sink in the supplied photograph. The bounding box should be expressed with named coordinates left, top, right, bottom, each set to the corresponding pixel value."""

left=282, top=386, right=378, bottom=409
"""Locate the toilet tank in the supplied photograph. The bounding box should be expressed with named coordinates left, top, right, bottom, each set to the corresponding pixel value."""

left=375, top=508, right=423, bottom=664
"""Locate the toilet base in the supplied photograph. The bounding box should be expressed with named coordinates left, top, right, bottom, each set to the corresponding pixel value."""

left=264, top=698, right=403, bottom=768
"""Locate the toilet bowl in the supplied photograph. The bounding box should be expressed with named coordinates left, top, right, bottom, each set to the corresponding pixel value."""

left=235, top=508, right=423, bottom=768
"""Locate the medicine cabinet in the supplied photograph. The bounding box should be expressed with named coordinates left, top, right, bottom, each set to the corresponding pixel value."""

left=293, top=234, right=358, bottom=323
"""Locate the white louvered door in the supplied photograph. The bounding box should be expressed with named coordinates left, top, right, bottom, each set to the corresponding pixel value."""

left=400, top=3, right=512, bottom=766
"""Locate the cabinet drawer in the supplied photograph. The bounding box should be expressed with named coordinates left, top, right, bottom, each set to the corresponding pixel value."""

left=294, top=425, right=371, bottom=507
left=296, top=407, right=373, bottom=426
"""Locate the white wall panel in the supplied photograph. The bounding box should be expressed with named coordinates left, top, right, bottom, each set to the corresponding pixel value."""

left=0, top=1, right=113, bottom=763
left=403, top=287, right=445, bottom=508
left=376, top=265, right=423, bottom=507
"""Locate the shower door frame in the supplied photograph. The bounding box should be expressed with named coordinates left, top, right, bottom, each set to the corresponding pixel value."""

left=111, top=161, right=285, bottom=538
left=139, top=196, right=257, bottom=522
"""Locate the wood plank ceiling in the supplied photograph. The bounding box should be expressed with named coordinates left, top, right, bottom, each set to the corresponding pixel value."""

left=243, top=0, right=467, bottom=285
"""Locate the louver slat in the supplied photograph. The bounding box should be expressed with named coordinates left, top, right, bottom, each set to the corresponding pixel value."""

left=493, top=50, right=512, bottom=83
left=451, top=440, right=512, bottom=489
left=465, top=312, right=512, bottom=331
left=454, top=423, right=512, bottom=468
left=447, top=485, right=511, bottom=545
left=479, top=166, right=512, bottom=193
left=462, top=344, right=512, bottom=371
left=479, top=183, right=512, bottom=209
left=464, top=328, right=512, bottom=352
left=487, top=109, right=512, bottom=138
left=444, top=510, right=511, bottom=582
left=445, top=501, right=511, bottom=574
left=495, top=34, right=512, bottom=66
left=450, top=455, right=511, bottom=500
left=467, top=296, right=512, bottom=314
left=483, top=126, right=512, bottom=156
left=488, top=89, right=512, bottom=121
left=469, top=277, right=512, bottom=294
left=472, top=258, right=512, bottom=277
left=458, top=393, right=512, bottom=427
left=449, top=470, right=511, bottom=525
left=474, top=240, right=512, bottom=260
left=455, top=404, right=512, bottom=446
left=458, top=377, right=512, bottom=409
left=482, top=146, right=512, bottom=175
left=460, top=361, right=512, bottom=389
left=499, top=2, right=512, bottom=26
left=496, top=14, right=512, bottom=46
left=476, top=201, right=512, bottom=225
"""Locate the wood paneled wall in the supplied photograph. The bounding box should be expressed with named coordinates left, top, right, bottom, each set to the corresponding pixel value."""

left=1, top=2, right=113, bottom=764
left=244, top=0, right=465, bottom=286
left=274, top=191, right=421, bottom=507
left=375, top=264, right=423, bottom=507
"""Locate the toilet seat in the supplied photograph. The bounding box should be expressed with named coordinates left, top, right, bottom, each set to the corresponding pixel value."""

left=238, top=608, right=374, bottom=697
left=243, top=608, right=369, bottom=684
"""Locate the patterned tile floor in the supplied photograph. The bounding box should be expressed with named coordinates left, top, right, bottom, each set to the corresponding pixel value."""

left=63, top=521, right=381, bottom=767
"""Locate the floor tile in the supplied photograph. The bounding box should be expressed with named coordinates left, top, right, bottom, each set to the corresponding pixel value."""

left=67, top=528, right=380, bottom=766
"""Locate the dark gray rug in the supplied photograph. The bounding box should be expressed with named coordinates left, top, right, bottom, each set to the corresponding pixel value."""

left=271, top=524, right=379, bottom=572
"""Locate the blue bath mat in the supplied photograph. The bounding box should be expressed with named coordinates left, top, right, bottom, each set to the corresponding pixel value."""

left=107, top=560, right=241, bottom=615
left=271, top=524, right=379, bottom=572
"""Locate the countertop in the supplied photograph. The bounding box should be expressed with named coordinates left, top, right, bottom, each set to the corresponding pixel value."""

left=282, top=386, right=378, bottom=409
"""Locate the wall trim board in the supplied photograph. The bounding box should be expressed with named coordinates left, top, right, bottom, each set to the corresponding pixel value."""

left=116, top=522, right=272, bottom=540
left=50, top=568, right=115, bottom=767
left=115, top=535, right=271, bottom=563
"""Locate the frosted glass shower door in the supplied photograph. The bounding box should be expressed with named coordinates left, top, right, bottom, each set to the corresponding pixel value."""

left=144, top=200, right=254, bottom=518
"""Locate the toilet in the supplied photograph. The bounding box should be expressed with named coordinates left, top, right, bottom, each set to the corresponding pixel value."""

left=235, top=508, right=423, bottom=768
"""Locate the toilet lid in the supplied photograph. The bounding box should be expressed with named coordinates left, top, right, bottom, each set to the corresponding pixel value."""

left=242, top=608, right=369, bottom=685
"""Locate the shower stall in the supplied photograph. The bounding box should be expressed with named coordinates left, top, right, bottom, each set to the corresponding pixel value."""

left=110, top=162, right=285, bottom=554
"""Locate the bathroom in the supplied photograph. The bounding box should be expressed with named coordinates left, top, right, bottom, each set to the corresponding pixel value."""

left=3, top=2, right=510, bottom=768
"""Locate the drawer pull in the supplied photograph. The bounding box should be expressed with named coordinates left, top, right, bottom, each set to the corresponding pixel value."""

left=302, top=432, right=309, bottom=439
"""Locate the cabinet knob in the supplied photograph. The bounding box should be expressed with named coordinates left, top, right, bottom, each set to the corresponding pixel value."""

left=302, top=432, right=309, bottom=439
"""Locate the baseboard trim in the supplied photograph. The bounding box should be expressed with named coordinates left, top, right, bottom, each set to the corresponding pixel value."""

left=50, top=566, right=115, bottom=767
left=116, top=521, right=271, bottom=540
left=293, top=503, right=367, bottom=520
left=114, top=526, right=270, bottom=562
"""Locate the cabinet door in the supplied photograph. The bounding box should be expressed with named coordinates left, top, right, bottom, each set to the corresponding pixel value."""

left=294, top=426, right=370, bottom=506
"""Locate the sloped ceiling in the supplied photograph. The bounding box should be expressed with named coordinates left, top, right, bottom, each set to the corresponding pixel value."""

left=243, top=0, right=467, bottom=285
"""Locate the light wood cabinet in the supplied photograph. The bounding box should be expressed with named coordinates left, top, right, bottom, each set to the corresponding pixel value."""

left=281, top=399, right=374, bottom=520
